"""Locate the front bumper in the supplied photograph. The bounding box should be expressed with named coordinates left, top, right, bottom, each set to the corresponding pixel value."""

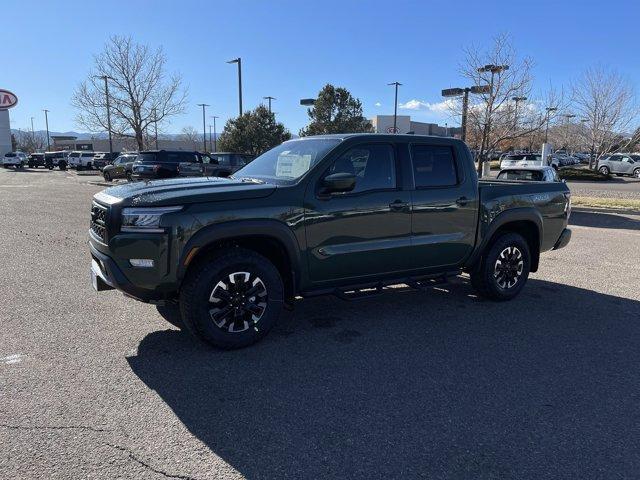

left=553, top=228, right=572, bottom=250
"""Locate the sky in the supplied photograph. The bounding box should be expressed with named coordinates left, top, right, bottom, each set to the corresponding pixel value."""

left=4, top=0, right=639, bottom=136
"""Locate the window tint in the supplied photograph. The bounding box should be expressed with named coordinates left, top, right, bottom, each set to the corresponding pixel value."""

left=411, top=145, right=458, bottom=187
left=497, top=170, right=544, bottom=181
left=506, top=154, right=525, bottom=160
left=328, top=144, right=396, bottom=193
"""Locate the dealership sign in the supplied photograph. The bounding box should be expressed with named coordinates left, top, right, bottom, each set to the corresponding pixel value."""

left=0, top=90, right=18, bottom=110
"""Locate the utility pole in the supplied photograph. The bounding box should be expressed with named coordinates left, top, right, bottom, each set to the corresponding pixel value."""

left=208, top=125, right=212, bottom=150
left=227, top=58, right=243, bottom=116
left=43, top=110, right=51, bottom=151
left=210, top=115, right=219, bottom=152
left=544, top=107, right=558, bottom=143
left=263, top=96, right=276, bottom=114
left=387, top=82, right=402, bottom=133
left=197, top=104, right=209, bottom=152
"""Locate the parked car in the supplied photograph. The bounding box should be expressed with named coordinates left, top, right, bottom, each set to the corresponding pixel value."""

left=44, top=151, right=69, bottom=170
left=2, top=151, right=28, bottom=169
left=102, top=153, right=138, bottom=181
left=131, top=150, right=205, bottom=180
left=27, top=153, right=46, bottom=168
left=199, top=152, right=255, bottom=177
left=597, top=154, right=640, bottom=178
left=500, top=153, right=559, bottom=170
left=93, top=152, right=121, bottom=170
left=497, top=166, right=560, bottom=182
left=67, top=151, right=97, bottom=170
left=90, top=134, right=572, bottom=350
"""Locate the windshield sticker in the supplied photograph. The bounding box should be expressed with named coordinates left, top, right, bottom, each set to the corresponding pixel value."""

left=275, top=152, right=311, bottom=178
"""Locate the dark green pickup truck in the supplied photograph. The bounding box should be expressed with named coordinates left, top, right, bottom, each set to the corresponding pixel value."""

left=89, top=134, right=571, bottom=349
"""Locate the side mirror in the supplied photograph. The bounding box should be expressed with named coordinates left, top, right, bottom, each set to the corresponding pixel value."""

left=322, top=172, right=356, bottom=194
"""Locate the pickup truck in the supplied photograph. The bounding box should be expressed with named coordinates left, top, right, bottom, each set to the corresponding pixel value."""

left=89, top=134, right=572, bottom=349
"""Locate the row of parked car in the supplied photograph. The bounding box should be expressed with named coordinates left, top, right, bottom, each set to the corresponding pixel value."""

left=99, top=150, right=256, bottom=182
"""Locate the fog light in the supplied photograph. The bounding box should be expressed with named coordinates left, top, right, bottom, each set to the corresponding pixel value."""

left=130, top=259, right=154, bottom=268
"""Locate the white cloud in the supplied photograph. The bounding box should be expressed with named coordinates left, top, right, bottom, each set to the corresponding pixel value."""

left=398, top=99, right=456, bottom=112
left=374, top=102, right=381, bottom=107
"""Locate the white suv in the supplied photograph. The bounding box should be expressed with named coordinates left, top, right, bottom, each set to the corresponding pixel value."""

left=2, top=151, right=29, bottom=169
left=67, top=151, right=96, bottom=170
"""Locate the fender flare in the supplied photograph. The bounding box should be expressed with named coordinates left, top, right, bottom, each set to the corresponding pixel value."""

left=466, top=207, right=543, bottom=271
left=177, top=219, right=302, bottom=288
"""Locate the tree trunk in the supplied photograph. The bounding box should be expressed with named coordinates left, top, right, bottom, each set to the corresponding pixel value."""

left=135, top=129, right=144, bottom=150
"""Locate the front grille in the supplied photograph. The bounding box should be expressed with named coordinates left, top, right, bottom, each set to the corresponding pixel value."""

left=90, top=201, right=108, bottom=242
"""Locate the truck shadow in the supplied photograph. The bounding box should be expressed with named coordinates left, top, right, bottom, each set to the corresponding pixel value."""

left=127, top=279, right=640, bottom=479
left=570, top=210, right=640, bottom=231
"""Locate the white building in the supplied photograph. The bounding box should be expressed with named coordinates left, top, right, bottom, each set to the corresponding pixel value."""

left=370, top=115, right=461, bottom=137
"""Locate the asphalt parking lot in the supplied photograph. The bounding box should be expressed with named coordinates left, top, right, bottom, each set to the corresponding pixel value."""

left=1, top=167, right=640, bottom=479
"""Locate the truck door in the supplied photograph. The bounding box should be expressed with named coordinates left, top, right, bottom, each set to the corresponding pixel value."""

left=407, top=143, right=478, bottom=269
left=304, top=142, right=412, bottom=283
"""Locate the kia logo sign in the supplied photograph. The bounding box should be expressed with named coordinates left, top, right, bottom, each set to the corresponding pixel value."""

left=386, top=126, right=399, bottom=134
left=0, top=89, right=18, bottom=110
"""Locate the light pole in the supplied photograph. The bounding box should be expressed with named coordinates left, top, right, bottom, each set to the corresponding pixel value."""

left=208, top=125, right=212, bottom=151
left=544, top=107, right=558, bottom=143
left=442, top=85, right=491, bottom=142
left=94, top=76, right=114, bottom=154
left=561, top=113, right=576, bottom=152
left=42, top=109, right=51, bottom=151
left=197, top=104, right=209, bottom=152
left=512, top=96, right=527, bottom=128
left=476, top=64, right=509, bottom=175
left=153, top=108, right=159, bottom=149
left=210, top=115, right=219, bottom=152
left=387, top=82, right=402, bottom=133
left=227, top=58, right=243, bottom=116
left=263, top=96, right=276, bottom=114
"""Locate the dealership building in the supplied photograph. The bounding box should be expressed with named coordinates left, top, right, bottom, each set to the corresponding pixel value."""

left=370, top=115, right=461, bottom=137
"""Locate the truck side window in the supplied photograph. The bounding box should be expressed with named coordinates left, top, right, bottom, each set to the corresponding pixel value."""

left=411, top=145, right=458, bottom=188
left=328, top=144, right=396, bottom=193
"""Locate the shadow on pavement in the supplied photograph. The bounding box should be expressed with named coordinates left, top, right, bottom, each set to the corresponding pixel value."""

left=570, top=210, right=640, bottom=231
left=127, top=279, right=640, bottom=479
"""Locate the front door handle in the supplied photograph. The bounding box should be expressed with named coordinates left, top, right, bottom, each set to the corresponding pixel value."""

left=389, top=200, right=409, bottom=211
left=455, top=196, right=469, bottom=206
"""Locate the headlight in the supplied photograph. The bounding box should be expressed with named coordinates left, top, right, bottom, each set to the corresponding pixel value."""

left=121, top=206, right=182, bottom=233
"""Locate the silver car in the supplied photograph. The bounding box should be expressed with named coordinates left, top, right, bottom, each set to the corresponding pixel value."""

left=597, top=154, right=640, bottom=178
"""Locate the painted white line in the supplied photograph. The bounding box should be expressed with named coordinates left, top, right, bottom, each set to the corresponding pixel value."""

left=1, top=354, right=25, bottom=365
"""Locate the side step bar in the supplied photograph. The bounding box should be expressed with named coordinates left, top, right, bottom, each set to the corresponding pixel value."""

left=333, top=271, right=460, bottom=301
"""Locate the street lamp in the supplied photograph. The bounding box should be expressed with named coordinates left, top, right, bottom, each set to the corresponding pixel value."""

left=227, top=58, right=243, bottom=117
left=263, top=96, right=276, bottom=114
left=387, top=82, right=402, bottom=133
left=197, top=104, right=209, bottom=152
left=442, top=85, right=490, bottom=142
left=512, top=96, right=527, bottom=127
left=95, top=75, right=114, bottom=154
left=42, top=109, right=51, bottom=151
left=210, top=115, right=219, bottom=152
left=544, top=107, right=558, bottom=143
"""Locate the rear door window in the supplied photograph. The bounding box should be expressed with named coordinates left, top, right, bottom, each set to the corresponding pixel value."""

left=410, top=145, right=458, bottom=188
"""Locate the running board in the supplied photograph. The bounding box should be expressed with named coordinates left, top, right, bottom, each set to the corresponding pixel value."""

left=333, top=271, right=460, bottom=301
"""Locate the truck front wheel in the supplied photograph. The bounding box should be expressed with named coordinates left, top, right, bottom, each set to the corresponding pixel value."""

left=180, top=248, right=284, bottom=349
left=156, top=304, right=183, bottom=329
left=471, top=232, right=531, bottom=301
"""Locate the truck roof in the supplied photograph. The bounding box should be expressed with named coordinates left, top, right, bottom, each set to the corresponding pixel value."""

left=294, top=133, right=465, bottom=144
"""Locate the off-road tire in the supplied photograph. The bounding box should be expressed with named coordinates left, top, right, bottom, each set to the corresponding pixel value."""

left=156, top=304, right=183, bottom=329
left=471, top=232, right=531, bottom=301
left=179, top=248, right=284, bottom=349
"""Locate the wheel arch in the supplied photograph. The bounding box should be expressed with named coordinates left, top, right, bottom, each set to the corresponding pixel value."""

left=177, top=220, right=302, bottom=302
left=467, top=208, right=542, bottom=273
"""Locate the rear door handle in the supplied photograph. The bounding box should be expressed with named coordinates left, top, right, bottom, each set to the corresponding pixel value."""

left=389, top=200, right=409, bottom=211
left=455, top=196, right=469, bottom=206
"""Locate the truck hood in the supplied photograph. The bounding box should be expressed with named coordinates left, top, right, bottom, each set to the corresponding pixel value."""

left=94, top=176, right=276, bottom=207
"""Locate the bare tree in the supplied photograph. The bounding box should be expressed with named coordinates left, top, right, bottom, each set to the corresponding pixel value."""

left=179, top=126, right=201, bottom=150
left=72, top=36, right=187, bottom=150
left=13, top=130, right=47, bottom=153
left=572, top=66, right=639, bottom=168
left=453, top=35, right=564, bottom=173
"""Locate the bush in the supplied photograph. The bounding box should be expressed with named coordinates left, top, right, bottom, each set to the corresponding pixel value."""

left=558, top=167, right=611, bottom=182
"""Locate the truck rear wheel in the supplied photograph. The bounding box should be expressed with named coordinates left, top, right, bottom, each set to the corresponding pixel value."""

left=179, top=248, right=284, bottom=349
left=471, top=232, right=530, bottom=301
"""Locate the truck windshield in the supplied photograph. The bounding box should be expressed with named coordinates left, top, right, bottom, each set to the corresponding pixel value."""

left=233, top=138, right=341, bottom=184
